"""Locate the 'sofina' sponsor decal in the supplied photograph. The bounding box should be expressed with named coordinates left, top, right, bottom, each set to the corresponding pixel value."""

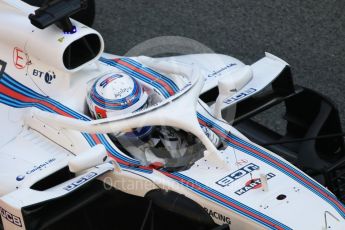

left=16, top=158, right=56, bottom=181
left=216, top=163, right=259, bottom=187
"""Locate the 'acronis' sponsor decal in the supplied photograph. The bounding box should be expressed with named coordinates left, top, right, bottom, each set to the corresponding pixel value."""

left=223, top=88, right=257, bottom=104
left=0, top=207, right=22, bottom=227
left=235, top=173, right=276, bottom=196
left=204, top=207, right=231, bottom=225
left=216, top=163, right=259, bottom=187
left=63, top=172, right=98, bottom=191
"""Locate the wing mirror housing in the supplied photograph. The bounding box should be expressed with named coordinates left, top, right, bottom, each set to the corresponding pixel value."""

left=214, top=65, right=253, bottom=119
left=68, top=144, right=108, bottom=173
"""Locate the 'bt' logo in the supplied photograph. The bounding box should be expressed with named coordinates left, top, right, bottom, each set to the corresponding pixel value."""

left=33, top=69, right=56, bottom=84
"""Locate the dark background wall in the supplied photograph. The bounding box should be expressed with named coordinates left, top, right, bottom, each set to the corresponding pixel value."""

left=93, top=0, right=345, bottom=127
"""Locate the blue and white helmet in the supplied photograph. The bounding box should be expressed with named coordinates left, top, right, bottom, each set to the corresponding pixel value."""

left=87, top=72, right=149, bottom=119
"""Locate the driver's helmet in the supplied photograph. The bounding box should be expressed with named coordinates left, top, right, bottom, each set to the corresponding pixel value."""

left=86, top=72, right=152, bottom=138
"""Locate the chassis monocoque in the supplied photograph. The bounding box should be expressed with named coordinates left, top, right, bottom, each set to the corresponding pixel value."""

left=1, top=1, right=345, bottom=230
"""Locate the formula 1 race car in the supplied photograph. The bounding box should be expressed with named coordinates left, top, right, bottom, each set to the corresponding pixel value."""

left=1, top=1, right=345, bottom=230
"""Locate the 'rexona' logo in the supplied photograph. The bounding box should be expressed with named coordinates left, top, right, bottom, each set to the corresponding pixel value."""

left=216, top=163, right=259, bottom=187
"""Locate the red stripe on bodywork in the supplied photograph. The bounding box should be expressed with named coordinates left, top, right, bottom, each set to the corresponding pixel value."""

left=198, top=119, right=345, bottom=213
left=0, top=84, right=73, bottom=118
left=162, top=172, right=284, bottom=230
left=115, top=59, right=175, bottom=96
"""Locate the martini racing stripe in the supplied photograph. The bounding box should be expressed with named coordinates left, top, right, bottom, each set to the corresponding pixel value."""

left=0, top=74, right=140, bottom=166
left=0, top=73, right=292, bottom=229
left=0, top=93, right=55, bottom=113
left=164, top=172, right=291, bottom=230
left=197, top=113, right=343, bottom=201
left=197, top=113, right=345, bottom=218
left=100, top=56, right=345, bottom=218
left=121, top=57, right=180, bottom=93
left=100, top=57, right=170, bottom=98
left=99, top=57, right=173, bottom=98
left=99, top=57, right=179, bottom=98
left=231, top=134, right=338, bottom=200
left=3, top=75, right=87, bottom=120
left=198, top=112, right=338, bottom=198
left=120, top=56, right=345, bottom=218
left=100, top=54, right=345, bottom=217
left=114, top=58, right=178, bottom=96
left=6, top=76, right=86, bottom=119
left=0, top=81, right=73, bottom=118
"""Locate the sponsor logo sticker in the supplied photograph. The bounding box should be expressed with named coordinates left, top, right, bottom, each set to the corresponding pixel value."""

left=17, top=158, right=56, bottom=180
left=0, top=207, right=22, bottom=227
left=204, top=207, right=231, bottom=225
left=16, top=175, right=25, bottom=181
left=26, top=158, right=56, bottom=175
left=234, top=173, right=276, bottom=196
left=216, top=163, right=259, bottom=187
left=207, top=63, right=237, bottom=78
left=13, top=47, right=27, bottom=69
left=63, top=172, right=98, bottom=192
left=32, top=69, right=56, bottom=84
left=224, top=87, right=257, bottom=104
left=95, top=106, right=107, bottom=119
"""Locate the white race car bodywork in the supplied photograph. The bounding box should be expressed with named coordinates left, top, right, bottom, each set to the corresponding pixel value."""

left=0, top=1, right=345, bottom=230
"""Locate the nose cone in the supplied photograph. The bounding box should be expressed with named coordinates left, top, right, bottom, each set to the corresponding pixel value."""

left=177, top=149, right=345, bottom=230
left=250, top=184, right=345, bottom=230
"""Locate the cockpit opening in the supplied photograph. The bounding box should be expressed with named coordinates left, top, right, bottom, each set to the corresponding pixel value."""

left=109, top=126, right=206, bottom=172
